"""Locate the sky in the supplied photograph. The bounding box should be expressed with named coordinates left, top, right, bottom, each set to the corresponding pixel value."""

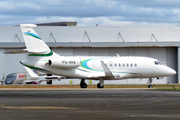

left=1, top=0, right=180, bottom=26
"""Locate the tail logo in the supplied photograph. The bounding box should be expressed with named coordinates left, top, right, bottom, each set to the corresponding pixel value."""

left=24, top=32, right=41, bottom=40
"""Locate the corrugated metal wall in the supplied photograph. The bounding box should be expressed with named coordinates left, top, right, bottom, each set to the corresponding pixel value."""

left=1, top=26, right=180, bottom=42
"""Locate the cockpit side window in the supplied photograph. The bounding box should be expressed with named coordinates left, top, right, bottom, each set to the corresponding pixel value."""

left=155, top=61, right=161, bottom=65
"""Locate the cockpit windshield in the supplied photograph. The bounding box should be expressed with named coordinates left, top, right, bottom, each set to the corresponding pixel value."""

left=5, top=73, right=17, bottom=84
left=155, top=61, right=161, bottom=65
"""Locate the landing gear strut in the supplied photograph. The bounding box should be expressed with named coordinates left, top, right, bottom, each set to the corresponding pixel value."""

left=97, top=79, right=104, bottom=88
left=47, top=74, right=52, bottom=84
left=80, top=79, right=87, bottom=88
left=148, top=78, right=153, bottom=88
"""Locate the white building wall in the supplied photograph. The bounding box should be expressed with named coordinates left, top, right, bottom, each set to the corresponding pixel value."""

left=1, top=26, right=180, bottom=43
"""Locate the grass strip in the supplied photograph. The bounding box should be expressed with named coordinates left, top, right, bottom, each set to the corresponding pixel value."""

left=0, top=84, right=179, bottom=89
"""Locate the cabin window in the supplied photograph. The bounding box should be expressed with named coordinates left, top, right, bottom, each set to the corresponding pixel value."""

left=155, top=61, right=161, bottom=65
left=135, top=63, right=137, bottom=67
left=123, top=63, right=125, bottom=67
left=118, top=63, right=121, bottom=67
left=110, top=63, right=112, bottom=67
left=131, top=63, right=133, bottom=67
left=127, top=63, right=129, bottom=67
left=114, top=63, right=117, bottom=67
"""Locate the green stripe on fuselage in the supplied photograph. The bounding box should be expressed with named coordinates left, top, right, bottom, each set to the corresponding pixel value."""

left=23, top=64, right=51, bottom=73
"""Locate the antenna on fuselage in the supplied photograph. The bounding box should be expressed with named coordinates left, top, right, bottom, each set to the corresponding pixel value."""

left=116, top=54, right=120, bottom=57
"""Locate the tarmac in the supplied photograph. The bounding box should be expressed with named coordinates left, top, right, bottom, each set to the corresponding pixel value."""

left=0, top=88, right=179, bottom=120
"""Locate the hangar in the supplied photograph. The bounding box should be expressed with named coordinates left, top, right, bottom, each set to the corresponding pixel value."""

left=0, top=22, right=179, bottom=84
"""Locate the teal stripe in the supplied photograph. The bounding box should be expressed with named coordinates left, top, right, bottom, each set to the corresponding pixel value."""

left=24, top=32, right=41, bottom=40
left=81, top=59, right=100, bottom=71
left=76, top=68, right=89, bottom=72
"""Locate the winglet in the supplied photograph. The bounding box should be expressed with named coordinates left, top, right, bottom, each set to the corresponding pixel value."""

left=100, top=60, right=114, bottom=78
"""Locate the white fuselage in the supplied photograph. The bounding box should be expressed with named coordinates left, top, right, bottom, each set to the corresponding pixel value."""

left=21, top=52, right=176, bottom=80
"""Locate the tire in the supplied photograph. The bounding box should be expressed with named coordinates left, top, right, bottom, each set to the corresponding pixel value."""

left=148, top=85, right=153, bottom=88
left=47, top=80, right=52, bottom=84
left=80, top=83, right=87, bottom=88
left=97, top=83, right=104, bottom=88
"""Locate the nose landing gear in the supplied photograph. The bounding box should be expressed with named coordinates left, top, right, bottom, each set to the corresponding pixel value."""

left=148, top=78, right=153, bottom=88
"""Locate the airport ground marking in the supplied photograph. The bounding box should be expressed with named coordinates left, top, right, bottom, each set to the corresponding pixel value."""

left=0, top=105, right=78, bottom=110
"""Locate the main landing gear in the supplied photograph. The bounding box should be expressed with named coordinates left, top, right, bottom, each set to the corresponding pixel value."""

left=97, top=79, right=104, bottom=88
left=80, top=79, right=104, bottom=89
left=80, top=79, right=87, bottom=88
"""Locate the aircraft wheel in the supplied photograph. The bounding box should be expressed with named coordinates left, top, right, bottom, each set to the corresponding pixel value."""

left=47, top=80, right=52, bottom=84
left=97, top=83, right=104, bottom=88
left=80, top=83, right=87, bottom=88
left=148, top=85, right=153, bottom=88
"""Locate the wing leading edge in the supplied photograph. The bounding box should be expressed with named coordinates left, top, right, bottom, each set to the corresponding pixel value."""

left=100, top=60, right=115, bottom=78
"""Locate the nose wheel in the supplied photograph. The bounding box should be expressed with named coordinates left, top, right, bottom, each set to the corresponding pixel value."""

left=148, top=84, right=153, bottom=88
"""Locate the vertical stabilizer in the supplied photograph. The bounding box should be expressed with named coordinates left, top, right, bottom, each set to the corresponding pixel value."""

left=20, top=24, right=50, bottom=54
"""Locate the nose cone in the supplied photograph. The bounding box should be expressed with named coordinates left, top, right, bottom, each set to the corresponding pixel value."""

left=157, top=65, right=176, bottom=77
left=164, top=67, right=176, bottom=76
left=168, top=68, right=176, bottom=76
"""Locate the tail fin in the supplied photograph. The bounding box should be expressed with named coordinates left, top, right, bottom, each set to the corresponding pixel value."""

left=20, top=24, right=50, bottom=54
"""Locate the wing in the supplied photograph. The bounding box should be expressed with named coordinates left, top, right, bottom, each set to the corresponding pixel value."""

left=100, top=60, right=114, bottom=78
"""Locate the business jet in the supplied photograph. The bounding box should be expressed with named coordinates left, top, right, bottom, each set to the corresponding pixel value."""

left=7, top=24, right=176, bottom=88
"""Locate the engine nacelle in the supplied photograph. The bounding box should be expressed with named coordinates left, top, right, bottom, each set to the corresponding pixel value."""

left=49, top=57, right=81, bottom=68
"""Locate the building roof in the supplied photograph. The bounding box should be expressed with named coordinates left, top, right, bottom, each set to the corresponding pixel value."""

left=36, top=22, right=77, bottom=26
left=1, top=26, right=180, bottom=48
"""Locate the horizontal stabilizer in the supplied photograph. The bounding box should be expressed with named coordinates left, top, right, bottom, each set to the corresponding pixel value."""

left=100, top=60, right=114, bottom=78
left=27, top=49, right=48, bottom=54
left=4, top=49, right=28, bottom=54
left=4, top=49, right=48, bottom=54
